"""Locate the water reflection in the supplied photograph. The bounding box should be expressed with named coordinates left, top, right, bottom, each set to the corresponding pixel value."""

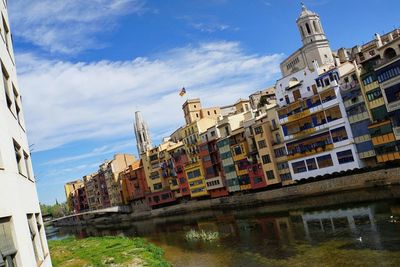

left=53, top=200, right=400, bottom=266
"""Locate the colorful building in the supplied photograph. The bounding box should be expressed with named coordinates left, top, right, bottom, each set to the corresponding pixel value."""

left=141, top=140, right=177, bottom=207
left=181, top=117, right=218, bottom=198
left=119, top=160, right=148, bottom=204
left=199, top=126, right=229, bottom=197
left=64, top=179, right=84, bottom=212
left=275, top=5, right=364, bottom=181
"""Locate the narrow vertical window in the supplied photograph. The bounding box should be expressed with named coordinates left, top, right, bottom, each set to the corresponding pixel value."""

left=0, top=217, right=17, bottom=266
left=2, top=63, right=12, bottom=112
left=35, top=213, right=48, bottom=258
left=27, top=214, right=44, bottom=265
left=306, top=23, right=311, bottom=34
left=13, top=140, right=23, bottom=175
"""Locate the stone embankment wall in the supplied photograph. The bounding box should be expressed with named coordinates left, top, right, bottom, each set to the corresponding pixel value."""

left=53, top=167, right=400, bottom=227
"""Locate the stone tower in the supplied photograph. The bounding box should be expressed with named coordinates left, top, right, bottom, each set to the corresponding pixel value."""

left=134, top=111, right=152, bottom=155
left=296, top=3, right=334, bottom=69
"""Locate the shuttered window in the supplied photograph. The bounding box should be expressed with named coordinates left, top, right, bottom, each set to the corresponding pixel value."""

left=0, top=217, right=17, bottom=267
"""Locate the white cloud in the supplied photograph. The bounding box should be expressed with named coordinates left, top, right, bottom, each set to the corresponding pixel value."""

left=43, top=140, right=134, bottom=166
left=16, top=42, right=283, bottom=152
left=9, top=0, right=146, bottom=54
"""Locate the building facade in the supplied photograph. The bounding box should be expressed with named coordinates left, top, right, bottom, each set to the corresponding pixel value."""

left=276, top=5, right=364, bottom=181
left=0, top=2, right=51, bottom=265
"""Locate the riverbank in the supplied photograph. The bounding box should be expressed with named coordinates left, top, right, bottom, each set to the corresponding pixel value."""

left=48, top=236, right=171, bottom=267
left=53, top=167, right=400, bottom=227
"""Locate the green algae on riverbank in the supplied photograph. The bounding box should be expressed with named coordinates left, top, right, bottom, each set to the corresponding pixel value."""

left=242, top=240, right=400, bottom=267
left=48, top=236, right=171, bottom=267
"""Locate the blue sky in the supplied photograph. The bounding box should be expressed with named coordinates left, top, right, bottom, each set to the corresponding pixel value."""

left=8, top=0, right=400, bottom=204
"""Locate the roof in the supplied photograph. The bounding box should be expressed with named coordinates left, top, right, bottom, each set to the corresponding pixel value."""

left=298, top=3, right=316, bottom=19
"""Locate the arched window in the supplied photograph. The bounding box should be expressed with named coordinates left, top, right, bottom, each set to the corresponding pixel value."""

left=305, top=23, right=311, bottom=34
left=383, top=47, right=397, bottom=60
left=300, top=26, right=305, bottom=38
left=313, top=21, right=319, bottom=33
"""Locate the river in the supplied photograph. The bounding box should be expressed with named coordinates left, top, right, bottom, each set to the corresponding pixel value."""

left=49, top=197, right=400, bottom=266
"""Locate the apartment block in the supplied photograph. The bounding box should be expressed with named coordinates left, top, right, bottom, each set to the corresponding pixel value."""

left=64, top=180, right=85, bottom=212
left=103, top=154, right=136, bottom=207
left=119, top=160, right=149, bottom=210
left=199, top=126, right=229, bottom=197
left=0, top=1, right=51, bottom=265
left=141, top=140, right=177, bottom=207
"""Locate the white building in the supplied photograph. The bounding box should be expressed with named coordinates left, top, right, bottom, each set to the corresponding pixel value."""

left=0, top=2, right=52, bottom=266
left=275, top=4, right=364, bottom=181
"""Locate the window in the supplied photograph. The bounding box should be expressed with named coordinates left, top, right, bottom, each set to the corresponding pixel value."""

left=258, top=140, right=267, bottom=149
left=292, top=160, right=307, bottom=174
left=24, top=152, right=32, bottom=180
left=223, top=164, right=236, bottom=173
left=202, top=155, right=211, bottom=162
left=254, top=177, right=263, bottom=184
left=275, top=133, right=281, bottom=144
left=306, top=158, right=318, bottom=171
left=277, top=162, right=288, bottom=170
left=211, top=131, right=216, bottom=137
left=266, top=170, right=275, bottom=180
left=2, top=63, right=12, bottom=112
left=337, top=150, right=354, bottom=164
left=35, top=214, right=47, bottom=258
left=366, top=88, right=382, bottom=102
left=237, top=159, right=249, bottom=171
left=0, top=217, right=17, bottom=267
left=274, top=147, right=286, bottom=158
left=13, top=140, right=24, bottom=176
left=316, top=154, right=333, bottom=168
left=2, top=16, right=10, bottom=52
left=271, top=119, right=277, bottom=130
left=150, top=171, right=160, bottom=180
left=233, top=145, right=243, bottom=156
left=12, top=85, right=22, bottom=124
left=187, top=169, right=201, bottom=179
left=153, top=183, right=162, bottom=190
left=179, top=177, right=186, bottom=184
left=28, top=214, right=44, bottom=264
left=262, top=154, right=271, bottom=164
left=330, top=127, right=348, bottom=143
left=254, top=126, right=263, bottom=135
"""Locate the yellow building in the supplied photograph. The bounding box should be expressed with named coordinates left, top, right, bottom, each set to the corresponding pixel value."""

left=252, top=110, right=282, bottom=187
left=64, top=180, right=84, bottom=212
left=182, top=98, right=221, bottom=125
left=181, top=117, right=218, bottom=197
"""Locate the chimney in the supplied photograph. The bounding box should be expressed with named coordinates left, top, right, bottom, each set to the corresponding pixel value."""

left=375, top=33, right=382, bottom=47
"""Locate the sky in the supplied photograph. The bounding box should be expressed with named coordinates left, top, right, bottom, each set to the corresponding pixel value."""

left=8, top=0, right=400, bottom=205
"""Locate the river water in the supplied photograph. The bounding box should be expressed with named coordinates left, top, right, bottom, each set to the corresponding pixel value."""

left=50, top=197, right=400, bottom=266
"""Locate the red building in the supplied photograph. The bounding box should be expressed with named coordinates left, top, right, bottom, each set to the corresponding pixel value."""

left=96, top=171, right=111, bottom=208
left=120, top=160, right=149, bottom=204
left=73, top=186, right=89, bottom=213
left=146, top=189, right=176, bottom=207
left=170, top=147, right=191, bottom=198
left=248, top=162, right=268, bottom=189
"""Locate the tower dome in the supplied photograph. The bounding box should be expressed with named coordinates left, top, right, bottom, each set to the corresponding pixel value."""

left=296, top=3, right=327, bottom=45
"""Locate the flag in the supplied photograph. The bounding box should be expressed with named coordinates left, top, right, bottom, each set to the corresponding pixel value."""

left=179, top=87, right=186, bottom=97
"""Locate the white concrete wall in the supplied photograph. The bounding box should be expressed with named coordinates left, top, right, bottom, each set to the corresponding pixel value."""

left=0, top=1, right=52, bottom=266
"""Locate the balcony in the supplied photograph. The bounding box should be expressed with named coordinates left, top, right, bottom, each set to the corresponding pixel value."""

left=287, top=144, right=334, bottom=161
left=394, top=127, right=400, bottom=140
left=340, top=80, right=359, bottom=91
left=348, top=111, right=370, bottom=124
left=358, top=150, right=376, bottom=159
left=344, top=96, right=364, bottom=108
left=387, top=99, right=400, bottom=112
left=319, top=80, right=338, bottom=92
left=372, top=133, right=396, bottom=146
